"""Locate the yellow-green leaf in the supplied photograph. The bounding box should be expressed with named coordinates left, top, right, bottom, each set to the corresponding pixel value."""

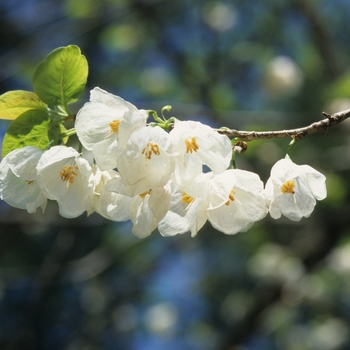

left=32, top=45, right=88, bottom=107
left=0, top=90, right=46, bottom=120
left=2, top=109, right=62, bottom=157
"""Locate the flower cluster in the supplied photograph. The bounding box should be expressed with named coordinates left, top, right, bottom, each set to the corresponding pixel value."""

left=0, top=87, right=327, bottom=238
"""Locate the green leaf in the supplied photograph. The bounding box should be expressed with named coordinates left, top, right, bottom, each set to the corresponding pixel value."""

left=0, top=90, right=46, bottom=120
left=32, top=45, right=88, bottom=107
left=2, top=109, right=63, bottom=157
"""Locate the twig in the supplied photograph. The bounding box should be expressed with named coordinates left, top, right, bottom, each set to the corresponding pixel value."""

left=216, top=109, right=350, bottom=141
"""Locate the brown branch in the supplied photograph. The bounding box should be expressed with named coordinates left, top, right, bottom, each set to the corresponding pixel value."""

left=217, top=109, right=350, bottom=141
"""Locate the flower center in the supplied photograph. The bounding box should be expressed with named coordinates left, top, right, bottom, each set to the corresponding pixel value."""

left=281, top=180, right=295, bottom=194
left=139, top=190, right=151, bottom=199
left=142, top=142, right=160, bottom=159
left=109, top=120, right=121, bottom=134
left=185, top=137, right=199, bottom=154
left=139, top=190, right=151, bottom=211
left=181, top=191, right=194, bottom=205
left=60, top=165, right=79, bottom=186
left=26, top=180, right=34, bottom=194
left=225, top=189, right=236, bottom=206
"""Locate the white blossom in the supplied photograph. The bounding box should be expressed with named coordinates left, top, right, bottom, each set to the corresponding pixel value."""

left=159, top=169, right=267, bottom=237
left=75, top=87, right=148, bottom=170
left=129, top=186, right=171, bottom=238
left=117, top=126, right=174, bottom=196
left=265, top=156, right=327, bottom=221
left=106, top=175, right=171, bottom=238
left=169, top=120, right=232, bottom=186
left=207, top=169, right=267, bottom=234
left=89, top=167, right=131, bottom=222
left=0, top=146, right=47, bottom=213
left=157, top=180, right=208, bottom=237
left=36, top=146, right=94, bottom=218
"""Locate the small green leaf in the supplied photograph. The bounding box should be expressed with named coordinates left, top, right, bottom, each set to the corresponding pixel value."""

left=0, top=90, right=46, bottom=120
left=59, top=124, right=69, bottom=145
left=2, top=109, right=63, bottom=157
left=32, top=45, right=88, bottom=107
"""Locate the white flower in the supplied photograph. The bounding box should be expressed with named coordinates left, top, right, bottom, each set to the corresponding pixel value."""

left=129, top=186, right=171, bottom=238
left=265, top=156, right=327, bottom=221
left=169, top=120, right=232, bottom=186
left=207, top=169, right=267, bottom=234
left=90, top=167, right=131, bottom=222
left=75, top=87, right=148, bottom=170
left=0, top=146, right=47, bottom=213
left=159, top=169, right=267, bottom=237
left=157, top=180, right=208, bottom=237
left=36, top=146, right=94, bottom=218
left=117, top=126, right=174, bottom=196
left=106, top=175, right=171, bottom=238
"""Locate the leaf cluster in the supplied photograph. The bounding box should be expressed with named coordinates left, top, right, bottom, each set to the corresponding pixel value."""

left=0, top=45, right=88, bottom=157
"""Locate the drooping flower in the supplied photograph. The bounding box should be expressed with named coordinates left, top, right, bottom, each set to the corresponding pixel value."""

left=0, top=146, right=47, bottom=213
left=36, top=146, right=94, bottom=218
left=90, top=167, right=131, bottom=222
left=117, top=126, right=174, bottom=196
left=206, top=169, right=267, bottom=234
left=105, top=174, right=171, bottom=238
left=158, top=169, right=267, bottom=237
left=75, top=87, right=148, bottom=170
left=157, top=180, right=208, bottom=237
left=265, top=155, right=327, bottom=221
left=128, top=186, right=171, bottom=238
left=169, top=120, right=232, bottom=186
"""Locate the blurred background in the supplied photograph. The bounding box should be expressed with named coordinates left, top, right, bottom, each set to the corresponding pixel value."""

left=1, top=0, right=350, bottom=349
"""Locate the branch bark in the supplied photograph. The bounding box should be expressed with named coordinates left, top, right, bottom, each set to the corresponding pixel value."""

left=217, top=109, right=350, bottom=141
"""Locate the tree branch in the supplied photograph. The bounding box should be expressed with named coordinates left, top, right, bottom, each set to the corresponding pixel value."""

left=217, top=109, right=350, bottom=141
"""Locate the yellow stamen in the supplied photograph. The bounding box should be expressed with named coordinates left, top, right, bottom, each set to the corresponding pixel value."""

left=181, top=191, right=194, bottom=205
left=181, top=191, right=195, bottom=211
left=225, top=189, right=236, bottom=206
left=185, top=137, right=199, bottom=154
left=139, top=190, right=151, bottom=211
left=109, top=120, right=121, bottom=134
left=281, top=180, right=295, bottom=194
left=142, top=142, right=160, bottom=159
left=60, top=165, right=79, bottom=187
left=26, top=180, right=34, bottom=194
left=140, top=190, right=151, bottom=199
